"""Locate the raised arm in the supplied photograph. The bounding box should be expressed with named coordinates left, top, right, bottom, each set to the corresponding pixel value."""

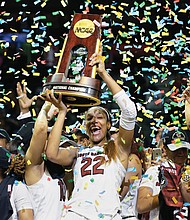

left=45, top=91, right=78, bottom=166
left=16, top=82, right=37, bottom=115
left=183, top=84, right=190, bottom=130
left=89, top=52, right=137, bottom=168
left=89, top=53, right=122, bottom=95
left=120, top=153, right=142, bottom=201
left=137, top=186, right=159, bottom=214
left=25, top=101, right=51, bottom=185
left=18, top=210, right=34, bottom=220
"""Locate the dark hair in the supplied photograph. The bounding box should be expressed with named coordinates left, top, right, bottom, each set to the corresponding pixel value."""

left=8, top=139, right=25, bottom=155
left=131, top=140, right=147, bottom=174
left=74, top=129, right=89, bottom=140
left=43, top=156, right=65, bottom=179
left=5, top=154, right=25, bottom=181
left=103, top=139, right=118, bottom=163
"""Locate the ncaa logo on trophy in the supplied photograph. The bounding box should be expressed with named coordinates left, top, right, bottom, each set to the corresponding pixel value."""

left=42, top=13, right=102, bottom=107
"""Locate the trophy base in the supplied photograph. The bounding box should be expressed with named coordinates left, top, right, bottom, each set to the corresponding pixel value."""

left=42, top=75, right=101, bottom=107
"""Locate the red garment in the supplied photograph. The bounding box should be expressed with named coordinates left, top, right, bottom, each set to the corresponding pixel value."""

left=159, top=161, right=183, bottom=208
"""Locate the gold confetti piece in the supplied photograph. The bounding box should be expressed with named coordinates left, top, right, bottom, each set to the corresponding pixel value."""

left=65, top=126, right=70, bottom=133
left=0, top=98, right=6, bottom=103
left=27, top=160, right=31, bottom=165
left=65, top=169, right=72, bottom=172
left=117, top=187, right=121, bottom=192
left=3, top=96, right=10, bottom=102
left=54, top=52, right=61, bottom=57
left=33, top=72, right=40, bottom=76
left=130, top=176, right=138, bottom=180
left=165, top=91, right=171, bottom=97
left=173, top=120, right=180, bottom=125
left=95, top=200, right=99, bottom=206
left=118, top=6, right=124, bottom=11
left=161, top=46, right=167, bottom=52
left=121, top=137, right=126, bottom=144
left=26, top=39, right=33, bottom=43
left=21, top=68, right=29, bottom=76
left=144, top=113, right=153, bottom=119
left=179, top=9, right=186, bottom=13
left=72, top=133, right=77, bottom=139
left=84, top=182, right=88, bottom=190
left=137, top=117, right=143, bottom=122
left=41, top=1, right=47, bottom=8
left=162, top=32, right=169, bottom=36
left=110, top=5, right=116, bottom=10
left=10, top=28, right=17, bottom=32
left=31, top=23, right=39, bottom=29
left=181, top=60, right=189, bottom=64
left=16, top=16, right=21, bottom=21
left=11, top=35, right=18, bottom=41
left=147, top=193, right=151, bottom=198
left=4, top=91, right=12, bottom=96
left=44, top=45, right=51, bottom=52
left=3, top=12, right=10, bottom=16
left=116, top=80, right=123, bottom=85
left=32, top=108, right=36, bottom=117
left=149, top=175, right=153, bottom=180
left=11, top=101, right=15, bottom=108
left=172, top=197, right=178, bottom=204
left=144, top=47, right=151, bottom=53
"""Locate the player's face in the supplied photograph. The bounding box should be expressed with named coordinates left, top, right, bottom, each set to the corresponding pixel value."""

left=168, top=148, right=188, bottom=166
left=85, top=107, right=110, bottom=146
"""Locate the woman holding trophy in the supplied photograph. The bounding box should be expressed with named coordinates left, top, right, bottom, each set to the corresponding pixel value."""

left=44, top=47, right=137, bottom=220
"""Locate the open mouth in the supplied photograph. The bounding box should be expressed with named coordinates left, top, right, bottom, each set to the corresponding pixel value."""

left=90, top=127, right=101, bottom=135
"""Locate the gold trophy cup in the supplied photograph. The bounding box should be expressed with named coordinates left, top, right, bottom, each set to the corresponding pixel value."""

left=42, top=13, right=102, bottom=107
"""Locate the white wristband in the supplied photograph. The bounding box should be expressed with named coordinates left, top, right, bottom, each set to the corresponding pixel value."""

left=113, top=89, right=137, bottom=130
left=17, top=111, right=32, bottom=120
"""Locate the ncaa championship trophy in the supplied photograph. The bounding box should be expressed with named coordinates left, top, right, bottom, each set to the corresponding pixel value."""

left=42, top=13, right=102, bottom=107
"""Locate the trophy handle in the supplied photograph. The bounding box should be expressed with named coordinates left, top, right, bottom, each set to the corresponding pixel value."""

left=91, top=38, right=101, bottom=78
left=55, top=35, right=68, bottom=74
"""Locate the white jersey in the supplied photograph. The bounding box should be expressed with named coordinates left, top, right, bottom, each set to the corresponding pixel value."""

left=65, top=146, right=126, bottom=220
left=120, top=179, right=141, bottom=219
left=27, top=171, right=66, bottom=220
left=9, top=181, right=34, bottom=220
left=138, top=165, right=160, bottom=220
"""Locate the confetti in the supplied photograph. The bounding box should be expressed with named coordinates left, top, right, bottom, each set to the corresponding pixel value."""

left=172, top=196, right=178, bottom=204
left=0, top=0, right=189, bottom=149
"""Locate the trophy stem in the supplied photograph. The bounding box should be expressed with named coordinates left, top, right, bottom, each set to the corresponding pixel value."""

left=55, top=35, right=68, bottom=74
